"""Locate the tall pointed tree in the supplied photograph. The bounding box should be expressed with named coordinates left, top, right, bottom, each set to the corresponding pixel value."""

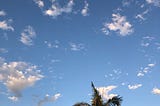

left=73, top=82, right=122, bottom=106
left=91, top=82, right=103, bottom=106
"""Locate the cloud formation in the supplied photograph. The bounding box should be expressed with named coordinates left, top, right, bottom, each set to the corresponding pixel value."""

left=0, top=57, right=43, bottom=100
left=44, top=40, right=59, bottom=48
left=137, top=63, right=155, bottom=77
left=8, top=96, right=19, bottom=102
left=97, top=85, right=117, bottom=100
left=128, top=84, right=142, bottom=90
left=0, top=10, right=6, bottom=16
left=103, top=13, right=133, bottom=36
left=20, top=25, right=36, bottom=46
left=81, top=1, right=89, bottom=16
left=69, top=42, right=85, bottom=51
left=0, top=20, right=14, bottom=31
left=152, top=87, right=160, bottom=95
left=34, top=0, right=44, bottom=8
left=135, top=9, right=149, bottom=21
left=146, top=0, right=160, bottom=7
left=37, top=93, right=61, bottom=106
left=44, top=0, right=74, bottom=18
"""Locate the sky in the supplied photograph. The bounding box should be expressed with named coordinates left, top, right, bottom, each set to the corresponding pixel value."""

left=0, top=0, right=160, bottom=106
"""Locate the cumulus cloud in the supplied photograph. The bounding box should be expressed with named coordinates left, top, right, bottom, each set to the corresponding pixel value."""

left=102, top=13, right=133, bottom=36
left=146, top=0, right=160, bottom=7
left=0, top=57, right=43, bottom=100
left=81, top=1, right=89, bottom=16
left=34, top=0, right=44, bottom=8
left=0, top=10, right=6, bottom=16
left=69, top=42, right=85, bottom=51
left=20, top=25, right=36, bottom=46
left=128, top=84, right=142, bottom=90
left=37, top=93, right=61, bottom=106
left=152, top=87, right=160, bottom=95
left=0, top=20, right=14, bottom=31
left=96, top=86, right=117, bottom=100
left=44, top=0, right=74, bottom=18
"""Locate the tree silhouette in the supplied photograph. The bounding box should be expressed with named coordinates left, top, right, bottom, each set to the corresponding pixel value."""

left=73, top=82, right=122, bottom=106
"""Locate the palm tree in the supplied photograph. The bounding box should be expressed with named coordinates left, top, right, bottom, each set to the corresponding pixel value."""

left=73, top=82, right=122, bottom=106
left=103, top=96, right=122, bottom=106
left=91, top=82, right=103, bottom=106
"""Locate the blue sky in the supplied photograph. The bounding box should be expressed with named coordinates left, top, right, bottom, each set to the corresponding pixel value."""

left=0, top=0, right=160, bottom=106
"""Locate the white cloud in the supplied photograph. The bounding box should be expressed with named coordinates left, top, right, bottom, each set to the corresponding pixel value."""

left=0, top=48, right=8, bottom=53
left=44, top=40, right=59, bottom=48
left=37, top=93, right=61, bottom=106
left=8, top=96, right=19, bottom=102
left=146, top=0, right=160, bottom=7
left=97, top=86, right=117, bottom=100
left=137, top=63, right=155, bottom=77
left=137, top=71, right=144, bottom=77
left=34, top=0, right=44, bottom=8
left=0, top=57, right=43, bottom=100
left=122, top=0, right=132, bottom=7
left=141, top=36, right=155, bottom=47
left=0, top=10, right=6, bottom=16
left=128, top=84, right=142, bottom=90
left=20, top=25, right=36, bottom=46
left=141, top=42, right=150, bottom=47
left=148, top=63, right=155, bottom=67
left=103, top=13, right=133, bottom=36
left=135, top=9, right=149, bottom=21
left=152, top=87, right=160, bottom=95
left=69, top=42, right=85, bottom=51
left=44, top=0, right=74, bottom=18
left=0, top=20, right=14, bottom=31
left=81, top=1, right=89, bottom=16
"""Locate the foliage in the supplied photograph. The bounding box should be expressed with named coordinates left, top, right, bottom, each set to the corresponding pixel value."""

left=73, top=82, right=122, bottom=106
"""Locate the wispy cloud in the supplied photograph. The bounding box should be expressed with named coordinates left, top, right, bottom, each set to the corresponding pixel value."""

left=97, top=86, right=117, bottom=100
left=0, top=48, right=8, bottom=53
left=152, top=87, right=160, bottom=95
left=128, top=84, right=142, bottom=90
left=8, top=96, right=18, bottom=102
left=81, top=1, right=89, bottom=16
left=69, top=42, right=85, bottom=51
left=102, top=13, right=133, bottom=36
left=137, top=63, right=155, bottom=77
left=0, top=10, right=6, bottom=16
left=20, top=25, right=36, bottom=46
left=122, top=0, right=133, bottom=7
left=37, top=93, right=61, bottom=106
left=44, top=0, right=74, bottom=18
left=146, top=0, right=160, bottom=7
left=141, top=36, right=155, bottom=47
left=0, top=20, right=14, bottom=31
left=135, top=9, right=149, bottom=21
left=34, top=0, right=44, bottom=8
left=0, top=57, right=43, bottom=100
left=44, top=40, right=59, bottom=48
